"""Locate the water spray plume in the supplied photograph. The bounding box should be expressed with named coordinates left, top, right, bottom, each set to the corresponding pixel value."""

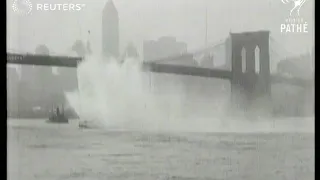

left=65, top=55, right=314, bottom=133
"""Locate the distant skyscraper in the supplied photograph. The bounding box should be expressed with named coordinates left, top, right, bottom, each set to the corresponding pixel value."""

left=143, top=36, right=187, bottom=61
left=102, top=0, right=119, bottom=58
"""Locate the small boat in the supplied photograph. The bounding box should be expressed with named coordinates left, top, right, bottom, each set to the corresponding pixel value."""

left=47, top=105, right=69, bottom=124
left=79, top=120, right=100, bottom=129
left=79, top=120, right=90, bottom=128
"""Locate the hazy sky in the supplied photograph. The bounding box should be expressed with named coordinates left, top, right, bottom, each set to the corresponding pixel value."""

left=7, top=0, right=314, bottom=58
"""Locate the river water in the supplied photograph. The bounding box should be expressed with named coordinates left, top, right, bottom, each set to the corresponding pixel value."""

left=7, top=119, right=314, bottom=180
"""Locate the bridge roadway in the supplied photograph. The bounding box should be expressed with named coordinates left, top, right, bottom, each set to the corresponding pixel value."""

left=7, top=53, right=314, bottom=87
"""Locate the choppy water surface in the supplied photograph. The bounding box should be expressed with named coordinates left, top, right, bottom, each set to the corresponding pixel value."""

left=8, top=119, right=314, bottom=180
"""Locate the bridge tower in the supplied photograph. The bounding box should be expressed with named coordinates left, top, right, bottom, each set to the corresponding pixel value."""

left=229, top=31, right=271, bottom=111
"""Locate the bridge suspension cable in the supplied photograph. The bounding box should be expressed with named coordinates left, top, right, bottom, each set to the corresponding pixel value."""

left=189, top=38, right=227, bottom=56
left=152, top=37, right=228, bottom=63
left=269, top=36, right=296, bottom=58
left=269, top=43, right=287, bottom=60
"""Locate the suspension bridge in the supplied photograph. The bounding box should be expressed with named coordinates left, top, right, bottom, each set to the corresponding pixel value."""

left=7, top=30, right=314, bottom=110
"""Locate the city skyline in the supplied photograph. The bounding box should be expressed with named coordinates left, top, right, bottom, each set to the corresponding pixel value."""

left=7, top=0, right=314, bottom=58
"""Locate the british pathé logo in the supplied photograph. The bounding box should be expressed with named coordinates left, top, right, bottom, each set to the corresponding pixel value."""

left=281, top=0, right=306, bottom=16
left=280, top=0, right=309, bottom=33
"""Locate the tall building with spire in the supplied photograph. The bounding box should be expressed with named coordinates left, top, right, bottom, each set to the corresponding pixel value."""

left=102, top=0, right=119, bottom=58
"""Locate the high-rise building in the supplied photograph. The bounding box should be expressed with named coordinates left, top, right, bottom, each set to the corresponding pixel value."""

left=102, top=0, right=119, bottom=58
left=143, top=36, right=187, bottom=61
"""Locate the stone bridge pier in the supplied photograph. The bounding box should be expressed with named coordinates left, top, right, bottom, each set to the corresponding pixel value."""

left=229, top=31, right=272, bottom=114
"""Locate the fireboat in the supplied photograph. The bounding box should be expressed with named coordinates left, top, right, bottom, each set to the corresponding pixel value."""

left=47, top=105, right=69, bottom=123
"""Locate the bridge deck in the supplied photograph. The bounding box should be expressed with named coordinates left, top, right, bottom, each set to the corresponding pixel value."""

left=7, top=53, right=232, bottom=79
left=7, top=53, right=313, bottom=87
left=7, top=53, right=82, bottom=68
left=142, top=62, right=232, bottom=79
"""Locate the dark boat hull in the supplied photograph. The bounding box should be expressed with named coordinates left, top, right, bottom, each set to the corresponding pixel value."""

left=47, top=115, right=69, bottom=124
left=46, top=120, right=69, bottom=124
left=78, top=120, right=100, bottom=129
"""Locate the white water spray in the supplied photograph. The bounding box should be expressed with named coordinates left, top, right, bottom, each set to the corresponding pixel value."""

left=65, top=55, right=314, bottom=133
